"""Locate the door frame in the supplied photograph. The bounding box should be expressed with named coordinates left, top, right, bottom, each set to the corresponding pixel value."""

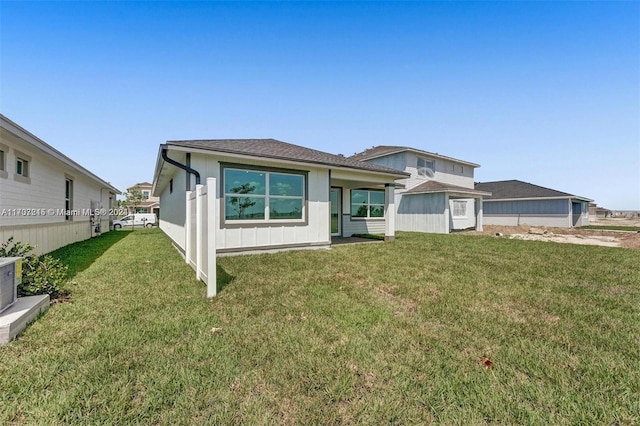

left=331, top=187, right=342, bottom=237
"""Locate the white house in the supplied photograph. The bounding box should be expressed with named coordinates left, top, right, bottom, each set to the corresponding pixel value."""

left=152, top=139, right=408, bottom=256
left=350, top=146, right=490, bottom=234
left=0, top=115, right=120, bottom=254
left=474, top=180, right=592, bottom=228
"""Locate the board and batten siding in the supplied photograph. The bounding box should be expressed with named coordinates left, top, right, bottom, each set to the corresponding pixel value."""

left=396, top=192, right=448, bottom=234
left=0, top=129, right=116, bottom=254
left=158, top=153, right=331, bottom=253
left=483, top=199, right=572, bottom=227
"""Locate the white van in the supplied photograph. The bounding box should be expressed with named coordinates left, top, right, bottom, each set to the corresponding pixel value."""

left=113, top=213, right=156, bottom=229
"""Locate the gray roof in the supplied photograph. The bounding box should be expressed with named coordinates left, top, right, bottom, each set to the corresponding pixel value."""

left=350, top=145, right=480, bottom=167
left=405, top=180, right=491, bottom=196
left=474, top=180, right=592, bottom=201
left=166, top=139, right=409, bottom=177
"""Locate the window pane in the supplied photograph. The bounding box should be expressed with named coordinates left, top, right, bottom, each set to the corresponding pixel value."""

left=270, top=197, right=303, bottom=219
left=351, top=190, right=368, bottom=205
left=352, top=204, right=368, bottom=217
left=370, top=205, right=384, bottom=217
left=16, top=160, right=23, bottom=175
left=270, top=173, right=303, bottom=196
left=224, top=169, right=266, bottom=195
left=225, top=196, right=265, bottom=220
left=369, top=191, right=385, bottom=205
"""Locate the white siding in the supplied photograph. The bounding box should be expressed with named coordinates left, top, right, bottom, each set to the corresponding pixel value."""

left=0, top=128, right=116, bottom=254
left=158, top=153, right=331, bottom=252
left=449, top=198, right=476, bottom=230
left=158, top=167, right=188, bottom=251
left=396, top=192, right=448, bottom=234
left=483, top=214, right=571, bottom=228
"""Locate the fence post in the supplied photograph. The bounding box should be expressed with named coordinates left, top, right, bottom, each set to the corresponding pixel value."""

left=195, top=184, right=204, bottom=281
left=206, top=177, right=217, bottom=297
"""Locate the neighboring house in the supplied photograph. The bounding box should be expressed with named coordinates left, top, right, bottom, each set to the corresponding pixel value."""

left=350, top=146, right=489, bottom=234
left=589, top=203, right=611, bottom=219
left=152, top=139, right=408, bottom=255
left=126, top=182, right=159, bottom=216
left=0, top=115, right=120, bottom=254
left=474, top=180, right=592, bottom=228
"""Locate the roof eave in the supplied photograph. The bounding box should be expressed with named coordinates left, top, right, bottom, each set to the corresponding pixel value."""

left=164, top=142, right=410, bottom=178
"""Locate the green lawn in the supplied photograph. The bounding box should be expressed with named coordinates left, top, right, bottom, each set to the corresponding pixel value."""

left=582, top=225, right=640, bottom=232
left=1, top=229, right=639, bottom=424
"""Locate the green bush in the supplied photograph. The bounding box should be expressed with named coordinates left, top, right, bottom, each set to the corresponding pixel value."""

left=0, top=237, right=69, bottom=299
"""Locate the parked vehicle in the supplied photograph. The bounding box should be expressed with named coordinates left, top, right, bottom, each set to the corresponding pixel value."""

left=113, top=213, right=156, bottom=229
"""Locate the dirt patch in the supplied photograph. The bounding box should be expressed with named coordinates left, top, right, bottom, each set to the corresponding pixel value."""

left=471, top=222, right=640, bottom=249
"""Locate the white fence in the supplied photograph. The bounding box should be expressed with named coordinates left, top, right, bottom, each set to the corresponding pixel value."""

left=185, top=178, right=217, bottom=297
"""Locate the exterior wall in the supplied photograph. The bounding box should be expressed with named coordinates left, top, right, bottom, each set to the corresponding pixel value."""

left=572, top=201, right=590, bottom=227
left=449, top=198, right=476, bottom=230
left=396, top=192, right=448, bottom=234
left=365, top=152, right=475, bottom=191
left=158, top=152, right=331, bottom=252
left=483, top=199, right=572, bottom=227
left=0, top=125, right=116, bottom=254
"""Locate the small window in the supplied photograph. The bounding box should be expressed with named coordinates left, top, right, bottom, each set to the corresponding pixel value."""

left=453, top=200, right=467, bottom=217
left=65, top=179, right=74, bottom=221
left=142, top=190, right=150, bottom=200
left=169, top=179, right=173, bottom=194
left=351, top=189, right=385, bottom=219
left=0, top=150, right=5, bottom=171
left=417, top=158, right=435, bottom=177
left=16, top=158, right=29, bottom=177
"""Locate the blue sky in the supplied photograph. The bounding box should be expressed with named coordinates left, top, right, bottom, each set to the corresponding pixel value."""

left=1, top=1, right=639, bottom=209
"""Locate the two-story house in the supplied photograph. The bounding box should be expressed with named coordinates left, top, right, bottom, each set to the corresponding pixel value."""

left=126, top=182, right=159, bottom=216
left=351, top=146, right=490, bottom=234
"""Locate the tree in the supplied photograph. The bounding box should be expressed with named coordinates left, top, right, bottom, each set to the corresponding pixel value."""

left=125, top=187, right=144, bottom=214
left=228, top=183, right=256, bottom=219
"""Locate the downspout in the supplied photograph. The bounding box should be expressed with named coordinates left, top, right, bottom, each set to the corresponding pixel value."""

left=161, top=147, right=201, bottom=186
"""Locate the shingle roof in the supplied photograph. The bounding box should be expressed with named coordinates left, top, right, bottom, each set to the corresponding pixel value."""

left=405, top=180, right=491, bottom=196
left=474, top=180, right=592, bottom=201
left=166, top=139, right=409, bottom=177
left=350, top=145, right=480, bottom=167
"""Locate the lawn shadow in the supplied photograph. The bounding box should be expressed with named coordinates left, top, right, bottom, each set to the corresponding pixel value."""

left=48, top=231, right=132, bottom=279
left=216, top=264, right=235, bottom=293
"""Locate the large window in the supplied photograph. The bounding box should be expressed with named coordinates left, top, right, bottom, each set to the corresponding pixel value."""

left=223, top=166, right=305, bottom=222
left=417, top=157, right=435, bottom=177
left=452, top=200, right=467, bottom=217
left=351, top=189, right=385, bottom=219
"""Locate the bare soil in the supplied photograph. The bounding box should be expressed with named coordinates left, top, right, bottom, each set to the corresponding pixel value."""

left=470, top=218, right=640, bottom=249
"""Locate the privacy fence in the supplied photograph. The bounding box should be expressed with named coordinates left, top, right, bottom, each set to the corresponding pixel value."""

left=185, top=177, right=217, bottom=297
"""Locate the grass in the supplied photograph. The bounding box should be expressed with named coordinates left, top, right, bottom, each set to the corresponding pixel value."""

left=582, top=225, right=640, bottom=232
left=1, top=229, right=639, bottom=424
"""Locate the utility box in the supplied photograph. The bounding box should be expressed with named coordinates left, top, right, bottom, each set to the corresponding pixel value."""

left=0, top=257, right=22, bottom=313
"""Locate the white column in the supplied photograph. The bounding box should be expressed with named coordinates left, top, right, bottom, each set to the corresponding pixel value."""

left=475, top=197, right=483, bottom=231
left=384, top=183, right=395, bottom=241
left=444, top=193, right=450, bottom=233
left=206, top=178, right=217, bottom=298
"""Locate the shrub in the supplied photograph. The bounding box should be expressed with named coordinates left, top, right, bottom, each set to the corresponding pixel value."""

left=0, top=237, right=69, bottom=299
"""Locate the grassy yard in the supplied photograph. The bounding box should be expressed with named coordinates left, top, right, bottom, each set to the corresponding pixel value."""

left=582, top=225, right=640, bottom=232
left=1, top=229, right=639, bottom=424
